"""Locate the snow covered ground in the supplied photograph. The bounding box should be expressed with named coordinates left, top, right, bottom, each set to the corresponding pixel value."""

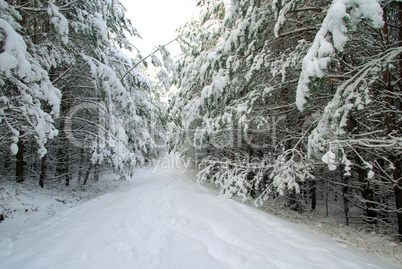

left=0, top=157, right=399, bottom=269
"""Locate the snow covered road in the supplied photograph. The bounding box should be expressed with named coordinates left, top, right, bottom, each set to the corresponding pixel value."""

left=0, top=164, right=398, bottom=268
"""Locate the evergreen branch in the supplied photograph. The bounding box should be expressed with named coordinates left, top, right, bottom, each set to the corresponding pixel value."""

left=14, top=0, right=82, bottom=12
left=120, top=37, right=179, bottom=83
left=277, top=27, right=318, bottom=39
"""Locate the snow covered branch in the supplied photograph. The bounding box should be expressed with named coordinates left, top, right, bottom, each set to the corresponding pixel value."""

left=296, top=0, right=384, bottom=111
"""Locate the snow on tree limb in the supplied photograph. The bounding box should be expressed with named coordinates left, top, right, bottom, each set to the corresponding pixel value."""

left=0, top=17, right=61, bottom=157
left=47, top=3, right=69, bottom=45
left=308, top=47, right=402, bottom=166
left=296, top=0, right=384, bottom=111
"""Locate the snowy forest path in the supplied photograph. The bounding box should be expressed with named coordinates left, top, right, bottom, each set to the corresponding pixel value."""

left=0, top=156, right=398, bottom=269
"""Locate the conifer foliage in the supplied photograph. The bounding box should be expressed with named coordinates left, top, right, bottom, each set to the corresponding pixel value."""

left=170, top=0, right=402, bottom=239
left=0, top=0, right=164, bottom=186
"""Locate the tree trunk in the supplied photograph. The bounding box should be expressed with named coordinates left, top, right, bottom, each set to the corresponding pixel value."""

left=56, top=146, right=69, bottom=185
left=325, top=190, right=329, bottom=217
left=83, top=162, right=93, bottom=186
left=16, top=139, right=24, bottom=183
left=56, top=89, right=72, bottom=186
left=39, top=154, right=47, bottom=188
left=382, top=3, right=402, bottom=240
left=393, top=158, right=402, bottom=241
left=355, top=154, right=377, bottom=224
left=311, top=180, right=317, bottom=211
left=4, top=153, right=10, bottom=170
left=340, top=168, right=349, bottom=226
left=77, top=148, right=85, bottom=184
left=360, top=181, right=377, bottom=224
left=396, top=1, right=402, bottom=242
left=65, top=155, right=70, bottom=187
left=93, top=163, right=99, bottom=182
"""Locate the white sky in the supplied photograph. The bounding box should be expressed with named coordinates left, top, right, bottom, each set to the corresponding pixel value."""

left=119, top=0, right=201, bottom=57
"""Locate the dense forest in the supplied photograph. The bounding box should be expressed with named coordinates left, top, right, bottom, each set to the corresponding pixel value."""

left=168, top=0, right=402, bottom=240
left=0, top=0, right=167, bottom=185
left=1, top=0, right=402, bottom=243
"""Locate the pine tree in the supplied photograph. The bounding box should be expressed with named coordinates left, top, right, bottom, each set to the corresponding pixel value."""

left=170, top=0, right=325, bottom=202
left=171, top=0, right=402, bottom=239
left=295, top=0, right=402, bottom=237
left=0, top=0, right=165, bottom=185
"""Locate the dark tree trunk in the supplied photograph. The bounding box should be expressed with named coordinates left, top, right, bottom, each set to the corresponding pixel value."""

left=16, top=139, right=24, bottom=183
left=392, top=2, right=402, bottom=241
left=393, top=158, right=402, bottom=241
left=381, top=3, right=402, bottom=240
left=340, top=168, right=349, bottom=226
left=93, top=163, right=99, bottom=182
left=56, top=89, right=72, bottom=187
left=360, top=181, right=377, bottom=224
left=83, top=162, right=93, bottom=186
left=39, top=154, right=47, bottom=188
left=65, top=156, right=70, bottom=187
left=355, top=154, right=377, bottom=224
left=77, top=148, right=85, bottom=184
left=396, top=2, right=402, bottom=242
left=4, top=153, right=10, bottom=170
left=311, top=180, right=317, bottom=211
left=56, top=146, right=70, bottom=186
left=325, top=190, right=329, bottom=217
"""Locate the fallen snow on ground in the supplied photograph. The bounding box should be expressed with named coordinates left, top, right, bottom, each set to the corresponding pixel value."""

left=0, top=171, right=124, bottom=241
left=0, top=159, right=399, bottom=268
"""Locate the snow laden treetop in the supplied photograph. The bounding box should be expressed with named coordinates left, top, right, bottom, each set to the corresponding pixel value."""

left=0, top=0, right=166, bottom=180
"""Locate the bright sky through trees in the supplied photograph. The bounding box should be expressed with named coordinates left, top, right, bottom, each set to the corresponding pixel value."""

left=119, top=0, right=200, bottom=56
